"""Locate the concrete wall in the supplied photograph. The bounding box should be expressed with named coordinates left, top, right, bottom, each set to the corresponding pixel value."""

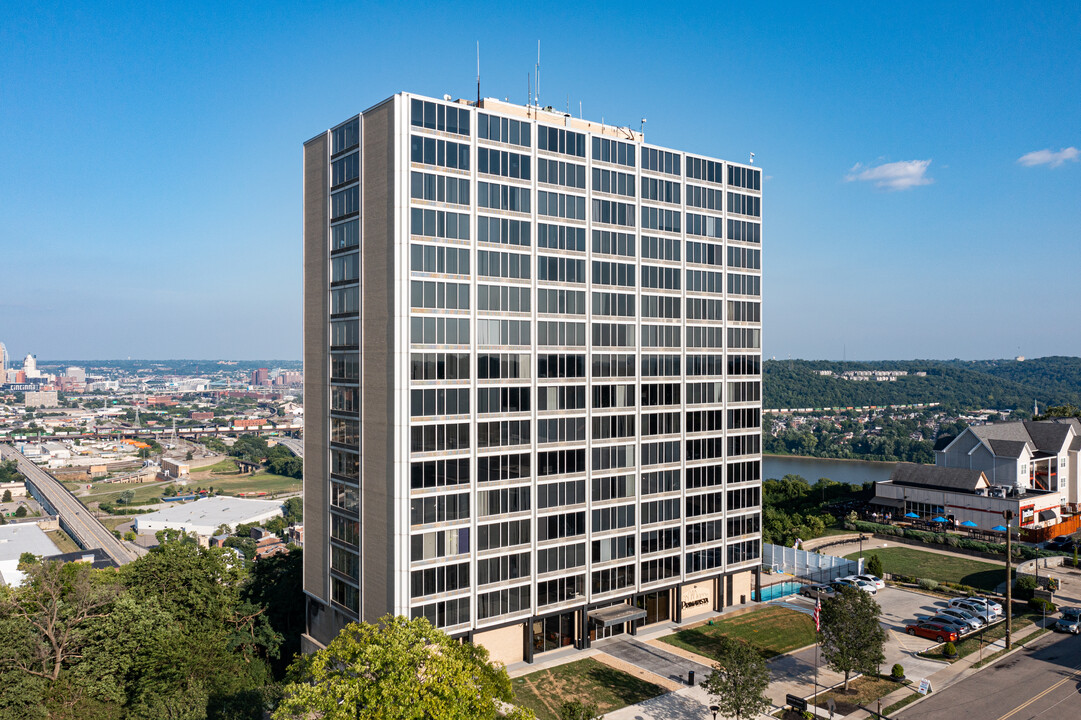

left=474, top=623, right=526, bottom=665
left=360, top=97, right=397, bottom=623
left=303, top=132, right=330, bottom=606
left=680, top=579, right=714, bottom=614
left=730, top=570, right=753, bottom=606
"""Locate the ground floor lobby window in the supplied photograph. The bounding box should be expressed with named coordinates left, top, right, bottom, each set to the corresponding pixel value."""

left=533, top=611, right=575, bottom=654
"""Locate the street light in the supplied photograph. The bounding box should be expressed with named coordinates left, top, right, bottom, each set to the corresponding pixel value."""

left=709, top=705, right=720, bottom=720
left=859, top=534, right=867, bottom=566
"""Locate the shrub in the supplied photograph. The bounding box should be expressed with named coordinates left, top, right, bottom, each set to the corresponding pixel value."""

left=943, top=641, right=957, bottom=657
left=1028, top=597, right=1056, bottom=614
left=918, top=578, right=939, bottom=591
left=891, top=663, right=905, bottom=679
left=1014, top=575, right=1038, bottom=600
left=944, top=534, right=960, bottom=547
left=867, top=554, right=885, bottom=579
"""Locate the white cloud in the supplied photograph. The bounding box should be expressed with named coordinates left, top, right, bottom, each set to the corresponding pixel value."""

left=1017, top=147, right=1079, bottom=168
left=845, top=159, right=933, bottom=191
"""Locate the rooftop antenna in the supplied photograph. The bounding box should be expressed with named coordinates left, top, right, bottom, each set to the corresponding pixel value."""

left=476, top=41, right=481, bottom=104
left=528, top=72, right=532, bottom=115
left=749, top=152, right=755, bottom=164
left=640, top=118, right=647, bottom=133
left=535, top=40, right=541, bottom=107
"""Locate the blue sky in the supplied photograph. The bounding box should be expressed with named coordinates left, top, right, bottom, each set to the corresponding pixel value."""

left=1, top=2, right=1078, bottom=361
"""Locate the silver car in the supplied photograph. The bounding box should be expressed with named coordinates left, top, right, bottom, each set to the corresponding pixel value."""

left=948, top=598, right=996, bottom=622
left=938, top=608, right=984, bottom=630
left=1056, top=608, right=1081, bottom=634
left=929, top=615, right=972, bottom=635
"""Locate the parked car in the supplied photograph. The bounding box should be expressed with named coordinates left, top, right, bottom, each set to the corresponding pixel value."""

left=928, top=615, right=972, bottom=635
left=837, top=576, right=878, bottom=594
left=938, top=607, right=984, bottom=630
left=855, top=574, right=885, bottom=590
left=1046, top=535, right=1078, bottom=551
left=970, top=597, right=1004, bottom=616
left=1055, top=607, right=1081, bottom=634
left=948, top=598, right=996, bottom=621
left=800, top=583, right=836, bottom=600
left=906, top=622, right=959, bottom=643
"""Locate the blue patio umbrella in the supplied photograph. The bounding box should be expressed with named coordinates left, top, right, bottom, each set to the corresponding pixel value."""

left=992, top=525, right=1008, bottom=532
left=960, top=520, right=978, bottom=528
left=904, top=512, right=919, bottom=519
left=932, top=516, right=947, bottom=523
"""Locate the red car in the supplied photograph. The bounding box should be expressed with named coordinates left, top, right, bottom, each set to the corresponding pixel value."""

left=905, top=622, right=958, bottom=643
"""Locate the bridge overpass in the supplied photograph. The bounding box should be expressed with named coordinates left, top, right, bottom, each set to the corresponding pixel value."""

left=1, top=444, right=140, bottom=565
left=0, top=423, right=303, bottom=443
left=276, top=437, right=304, bottom=458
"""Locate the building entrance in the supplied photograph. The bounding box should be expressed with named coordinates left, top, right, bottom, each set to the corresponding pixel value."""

left=634, top=590, right=671, bottom=627
left=533, top=611, right=576, bottom=654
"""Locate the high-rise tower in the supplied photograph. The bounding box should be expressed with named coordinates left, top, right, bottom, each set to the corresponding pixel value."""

left=302, top=93, right=763, bottom=664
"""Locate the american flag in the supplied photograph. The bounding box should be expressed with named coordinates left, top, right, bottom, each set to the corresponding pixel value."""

left=814, top=598, right=821, bottom=632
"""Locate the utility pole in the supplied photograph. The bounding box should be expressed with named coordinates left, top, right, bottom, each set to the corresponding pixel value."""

left=1004, top=510, right=1014, bottom=650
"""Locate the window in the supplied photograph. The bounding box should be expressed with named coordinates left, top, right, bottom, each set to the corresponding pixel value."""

left=641, top=295, right=682, bottom=319
left=592, top=413, right=635, bottom=440
left=592, top=137, right=635, bottom=167
left=411, top=597, right=470, bottom=629
left=478, top=113, right=530, bottom=147
left=641, top=235, right=681, bottom=262
left=538, top=190, right=586, bottom=220
left=332, top=186, right=359, bottom=220
left=410, top=352, right=470, bottom=381
left=332, top=219, right=359, bottom=251
left=685, top=184, right=724, bottom=210
left=539, top=158, right=586, bottom=188
left=539, top=289, right=587, bottom=315
left=410, top=492, right=470, bottom=526
left=410, top=423, right=470, bottom=454
left=538, top=255, right=587, bottom=284
left=477, top=386, right=531, bottom=414
left=642, top=440, right=680, bottom=466
left=410, top=99, right=471, bottom=136
left=411, top=562, right=470, bottom=599
left=537, top=544, right=586, bottom=575
left=592, top=563, right=635, bottom=594
left=728, top=218, right=761, bottom=243
left=410, top=135, right=470, bottom=170
left=592, top=167, right=635, bottom=197
left=592, top=229, right=635, bottom=257
left=728, top=459, right=761, bottom=484
left=640, top=556, right=680, bottom=584
left=478, top=519, right=531, bottom=551
left=537, top=574, right=585, bottom=606
left=641, top=147, right=681, bottom=175
left=410, top=244, right=470, bottom=275
left=331, top=286, right=359, bottom=316
left=410, top=208, right=470, bottom=240
left=592, top=354, right=635, bottom=378
left=478, top=250, right=531, bottom=280
left=477, top=486, right=531, bottom=516
left=477, top=584, right=530, bottom=620
left=642, top=469, right=680, bottom=495
left=409, top=316, right=470, bottom=344
left=538, top=126, right=586, bottom=157
left=332, top=117, right=359, bottom=155
left=591, top=444, right=635, bottom=471
left=538, top=510, right=587, bottom=540
left=537, top=416, right=586, bottom=444
left=641, top=265, right=680, bottom=290
left=478, top=285, right=531, bottom=313
left=592, top=199, right=635, bottom=227
left=332, top=152, right=359, bottom=188
left=641, top=410, right=680, bottom=436
left=537, top=479, right=587, bottom=508
left=727, top=191, right=761, bottom=217
left=686, top=213, right=723, bottom=239
left=591, top=322, right=635, bottom=347
left=476, top=319, right=531, bottom=346
left=538, top=354, right=586, bottom=379
left=593, top=260, right=636, bottom=288
left=537, top=321, right=586, bottom=346
left=477, top=452, right=531, bottom=483
left=410, top=527, right=470, bottom=561
left=477, top=353, right=531, bottom=380
left=727, top=300, right=760, bottom=322
left=477, top=420, right=531, bottom=449
left=728, top=164, right=761, bottom=190
left=642, top=353, right=683, bottom=377
left=685, top=156, right=723, bottom=183
left=410, top=457, right=470, bottom=489
left=641, top=176, right=681, bottom=204
left=478, top=216, right=531, bottom=246
left=411, top=172, right=470, bottom=205
left=593, top=383, right=636, bottom=409
left=537, top=223, right=586, bottom=252
left=537, top=448, right=587, bottom=477
left=478, top=148, right=531, bottom=180
left=477, top=551, right=530, bottom=585
left=537, top=385, right=586, bottom=411
left=410, top=388, right=470, bottom=416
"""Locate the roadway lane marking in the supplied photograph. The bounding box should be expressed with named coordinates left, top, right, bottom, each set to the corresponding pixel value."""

left=993, top=662, right=1081, bottom=720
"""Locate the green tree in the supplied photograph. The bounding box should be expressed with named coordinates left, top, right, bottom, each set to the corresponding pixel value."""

left=701, top=636, right=771, bottom=720
left=820, top=586, right=887, bottom=691
left=866, top=554, right=884, bottom=579
left=282, top=497, right=303, bottom=523
left=1, top=490, right=11, bottom=503
left=559, top=700, right=601, bottom=720
left=117, top=490, right=135, bottom=505
left=0, top=560, right=121, bottom=681
left=274, top=615, right=531, bottom=720
left=243, top=550, right=304, bottom=678
left=14, top=506, right=27, bottom=518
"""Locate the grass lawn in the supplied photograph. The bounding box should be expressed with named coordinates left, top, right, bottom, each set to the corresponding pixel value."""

left=46, top=529, right=80, bottom=554
left=207, top=471, right=301, bottom=496
left=100, top=516, right=133, bottom=532
left=660, top=605, right=816, bottom=660
left=881, top=689, right=922, bottom=716
left=72, top=481, right=172, bottom=507
left=198, top=458, right=240, bottom=474
left=812, top=675, right=903, bottom=716
left=845, top=546, right=1004, bottom=591
left=512, top=657, right=666, bottom=720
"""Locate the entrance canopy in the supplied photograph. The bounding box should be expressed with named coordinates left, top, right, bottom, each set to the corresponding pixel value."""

left=588, top=604, right=647, bottom=628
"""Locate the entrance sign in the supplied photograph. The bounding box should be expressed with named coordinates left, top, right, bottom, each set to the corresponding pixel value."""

left=918, top=679, right=932, bottom=695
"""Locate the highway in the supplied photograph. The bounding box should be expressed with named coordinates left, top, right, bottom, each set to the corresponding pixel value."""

left=1, top=443, right=140, bottom=565
left=277, top=437, right=304, bottom=457
left=897, top=629, right=1081, bottom=720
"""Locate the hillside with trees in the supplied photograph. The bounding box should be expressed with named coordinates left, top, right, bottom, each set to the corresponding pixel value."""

left=764, top=356, right=1081, bottom=412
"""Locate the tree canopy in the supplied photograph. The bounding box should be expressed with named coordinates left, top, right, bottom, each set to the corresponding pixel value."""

left=701, top=636, right=770, bottom=720
left=274, top=615, right=532, bottom=720
left=819, top=586, right=887, bottom=691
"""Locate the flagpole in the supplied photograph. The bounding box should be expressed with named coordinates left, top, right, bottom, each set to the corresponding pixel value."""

left=814, top=597, right=821, bottom=711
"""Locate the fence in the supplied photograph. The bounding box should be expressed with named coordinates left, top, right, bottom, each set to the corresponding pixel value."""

left=1020, top=513, right=1081, bottom=544
left=762, top=543, right=861, bottom=584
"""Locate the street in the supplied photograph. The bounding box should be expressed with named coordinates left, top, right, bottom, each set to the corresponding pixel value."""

left=896, top=630, right=1081, bottom=720
left=1, top=443, right=139, bottom=564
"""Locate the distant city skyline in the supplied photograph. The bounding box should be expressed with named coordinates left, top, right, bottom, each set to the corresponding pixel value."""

left=2, top=2, right=1077, bottom=360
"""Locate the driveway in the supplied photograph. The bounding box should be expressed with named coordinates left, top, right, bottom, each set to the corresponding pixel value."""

left=594, top=636, right=710, bottom=686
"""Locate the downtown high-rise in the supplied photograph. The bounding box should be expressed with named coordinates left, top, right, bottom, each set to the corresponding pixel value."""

left=302, top=92, right=762, bottom=664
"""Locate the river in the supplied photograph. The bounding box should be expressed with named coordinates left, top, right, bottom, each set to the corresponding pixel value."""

left=762, top=454, right=897, bottom=486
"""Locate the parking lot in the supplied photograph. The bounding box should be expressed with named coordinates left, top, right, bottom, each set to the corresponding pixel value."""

left=785, top=585, right=950, bottom=682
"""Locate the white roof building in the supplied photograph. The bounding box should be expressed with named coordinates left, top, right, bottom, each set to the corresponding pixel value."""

left=0, top=523, right=62, bottom=586
left=135, top=496, right=283, bottom=537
